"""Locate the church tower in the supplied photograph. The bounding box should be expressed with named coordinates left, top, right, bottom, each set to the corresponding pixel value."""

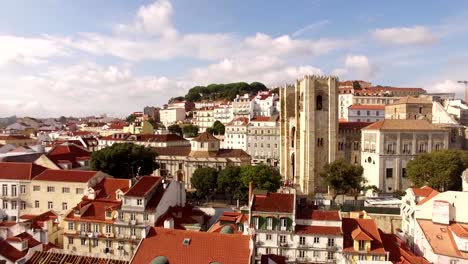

left=279, top=75, right=338, bottom=196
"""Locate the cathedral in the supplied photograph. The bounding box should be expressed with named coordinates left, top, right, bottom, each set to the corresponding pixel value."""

left=279, top=75, right=339, bottom=196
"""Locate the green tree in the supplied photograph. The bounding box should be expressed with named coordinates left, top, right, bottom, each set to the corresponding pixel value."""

left=126, top=114, right=136, bottom=123
left=91, top=143, right=158, bottom=179
left=167, top=124, right=183, bottom=136
left=57, top=116, right=67, bottom=123
left=320, top=159, right=364, bottom=202
left=217, top=166, right=243, bottom=203
left=239, top=164, right=282, bottom=194
left=191, top=167, right=218, bottom=202
left=406, top=150, right=467, bottom=191
left=208, top=120, right=225, bottom=135
left=146, top=117, right=157, bottom=128
left=182, top=124, right=199, bottom=137
left=352, top=81, right=362, bottom=90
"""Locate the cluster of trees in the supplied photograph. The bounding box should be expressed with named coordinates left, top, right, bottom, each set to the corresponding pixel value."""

left=184, top=82, right=268, bottom=102
left=406, top=149, right=468, bottom=191
left=126, top=114, right=136, bottom=123
left=167, top=124, right=200, bottom=137
left=190, top=164, right=282, bottom=202
left=206, top=120, right=225, bottom=135
left=320, top=159, right=364, bottom=202
left=91, top=143, right=158, bottom=179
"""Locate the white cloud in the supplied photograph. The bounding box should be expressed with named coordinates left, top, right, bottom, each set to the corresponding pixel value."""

left=333, top=55, right=377, bottom=80
left=372, top=26, right=436, bottom=45
left=292, top=20, right=330, bottom=37
left=428, top=80, right=465, bottom=96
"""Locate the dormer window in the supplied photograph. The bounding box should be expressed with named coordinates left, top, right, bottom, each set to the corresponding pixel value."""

left=137, top=199, right=143, bottom=206
left=358, top=240, right=365, bottom=251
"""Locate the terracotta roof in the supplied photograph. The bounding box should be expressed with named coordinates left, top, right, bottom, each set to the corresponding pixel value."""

left=0, top=221, right=17, bottom=228
left=19, top=211, right=58, bottom=230
left=363, top=119, right=447, bottom=131
left=90, top=178, right=131, bottom=200
left=13, top=232, right=41, bottom=248
left=349, top=104, right=385, bottom=110
left=0, top=134, right=33, bottom=140
left=379, top=230, right=430, bottom=264
left=411, top=186, right=438, bottom=197
left=154, top=146, right=191, bottom=156
left=208, top=211, right=248, bottom=233
left=156, top=205, right=209, bottom=229
left=417, top=219, right=468, bottom=259
left=46, top=142, right=90, bottom=168
left=342, top=217, right=386, bottom=254
left=33, top=169, right=100, bottom=182
left=124, top=176, right=162, bottom=197
left=250, top=116, right=278, bottom=122
left=102, top=133, right=188, bottom=143
left=227, top=117, right=249, bottom=126
left=416, top=187, right=440, bottom=205
left=66, top=199, right=120, bottom=223
left=0, top=162, right=47, bottom=180
left=450, top=223, right=468, bottom=238
left=26, top=251, right=129, bottom=264
left=252, top=193, right=294, bottom=213
left=0, top=239, right=27, bottom=262
left=295, top=225, right=342, bottom=236
left=389, top=96, right=432, bottom=105
left=261, top=254, right=286, bottom=264
left=339, top=122, right=372, bottom=130
left=192, top=132, right=219, bottom=142
left=131, top=227, right=251, bottom=264
left=296, top=209, right=341, bottom=221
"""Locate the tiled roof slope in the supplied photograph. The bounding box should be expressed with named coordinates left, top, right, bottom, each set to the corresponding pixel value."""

left=90, top=178, right=131, bottom=200
left=131, top=227, right=251, bottom=264
left=363, top=119, right=446, bottom=131
left=379, top=230, right=430, bottom=264
left=33, top=169, right=100, bottom=182
left=124, top=176, right=162, bottom=197
left=252, top=193, right=294, bottom=213
left=342, top=217, right=386, bottom=254
left=0, top=162, right=47, bottom=180
left=46, top=142, right=90, bottom=168
left=192, top=132, right=219, bottom=142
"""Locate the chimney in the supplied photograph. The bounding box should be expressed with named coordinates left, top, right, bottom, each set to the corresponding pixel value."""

left=164, top=218, right=174, bottom=229
left=248, top=181, right=253, bottom=207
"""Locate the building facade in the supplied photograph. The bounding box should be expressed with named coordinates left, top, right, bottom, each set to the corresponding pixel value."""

left=347, top=105, right=384, bottom=122
left=159, top=108, right=186, bottom=127
left=192, top=107, right=215, bottom=132
left=246, top=116, right=280, bottom=166
left=225, top=117, right=249, bottom=150
left=279, top=75, right=339, bottom=195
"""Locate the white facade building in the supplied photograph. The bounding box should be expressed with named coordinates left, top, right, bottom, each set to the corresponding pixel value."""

left=159, top=108, right=186, bottom=127
left=252, top=91, right=279, bottom=117
left=233, top=94, right=254, bottom=119
left=246, top=116, right=280, bottom=166
left=225, top=117, right=249, bottom=150
left=347, top=105, right=384, bottom=122
left=213, top=104, right=233, bottom=125
left=193, top=107, right=215, bottom=132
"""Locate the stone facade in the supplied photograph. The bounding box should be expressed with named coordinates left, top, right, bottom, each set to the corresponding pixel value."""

left=279, top=75, right=339, bottom=195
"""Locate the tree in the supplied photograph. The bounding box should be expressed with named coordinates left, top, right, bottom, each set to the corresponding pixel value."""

left=217, top=166, right=243, bottom=203
left=406, top=150, right=467, bottom=191
left=239, top=164, right=282, bottom=195
left=57, top=116, right=67, bottom=123
left=126, top=114, right=136, bottom=123
left=91, top=143, right=158, bottom=179
left=271, top=87, right=280, bottom=95
left=146, top=117, right=157, bottom=128
left=320, top=159, right=364, bottom=202
left=352, top=81, right=362, bottom=90
left=167, top=124, right=183, bottom=136
left=182, top=124, right=199, bottom=137
left=191, top=167, right=218, bottom=202
left=208, top=120, right=225, bottom=135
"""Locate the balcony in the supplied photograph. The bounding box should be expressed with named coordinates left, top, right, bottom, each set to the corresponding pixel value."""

left=104, top=232, right=114, bottom=238
left=279, top=242, right=289, bottom=247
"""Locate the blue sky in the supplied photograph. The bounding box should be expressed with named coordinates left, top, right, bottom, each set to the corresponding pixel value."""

left=0, top=0, right=468, bottom=117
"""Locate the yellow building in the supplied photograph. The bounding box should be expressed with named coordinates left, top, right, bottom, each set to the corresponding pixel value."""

left=123, top=121, right=154, bottom=135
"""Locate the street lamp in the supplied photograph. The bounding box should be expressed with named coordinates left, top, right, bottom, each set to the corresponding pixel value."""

left=458, top=81, right=468, bottom=102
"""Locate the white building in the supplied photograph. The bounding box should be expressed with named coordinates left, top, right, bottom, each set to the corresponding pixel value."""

left=246, top=116, right=280, bottom=166
left=213, top=103, right=233, bottom=125
left=252, top=91, right=279, bottom=117
left=159, top=108, right=186, bottom=127
left=193, top=107, right=215, bottom=132
left=361, top=119, right=449, bottom=193
left=233, top=94, right=254, bottom=119
left=225, top=117, right=249, bottom=150
left=347, top=105, right=384, bottom=122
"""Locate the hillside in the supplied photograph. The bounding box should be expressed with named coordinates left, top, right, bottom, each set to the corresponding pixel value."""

left=178, top=82, right=268, bottom=102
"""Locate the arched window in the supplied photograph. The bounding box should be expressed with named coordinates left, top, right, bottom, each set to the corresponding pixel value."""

left=316, top=95, right=323, bottom=110
left=291, top=127, right=296, bottom=148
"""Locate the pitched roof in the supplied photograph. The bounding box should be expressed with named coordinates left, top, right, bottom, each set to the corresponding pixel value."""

left=192, top=132, right=219, bottom=142
left=153, top=146, right=191, bottom=156
left=154, top=147, right=251, bottom=159
left=227, top=117, right=249, bottom=126
left=351, top=226, right=374, bottom=240
left=0, top=239, right=27, bottom=262
left=90, top=178, right=131, bottom=200
left=295, top=225, right=342, bottom=236
left=250, top=116, right=279, bottom=122
left=33, top=169, right=100, bottom=183
left=0, top=162, right=47, bottom=180
left=342, top=217, right=386, bottom=254
left=19, top=211, right=58, bottom=230
left=389, top=96, right=432, bottom=105
left=297, top=209, right=341, bottom=221
left=124, top=176, right=162, bottom=197
left=411, top=186, right=438, bottom=198
left=252, top=193, right=294, bottom=213
left=46, top=142, right=90, bottom=168
left=26, top=251, right=129, bottom=264
left=349, top=104, right=385, bottom=110
left=0, top=153, right=43, bottom=163
left=363, top=119, right=447, bottom=131
left=131, top=227, right=251, bottom=264
left=339, top=121, right=372, bottom=130
left=379, top=230, right=430, bottom=264
left=65, top=199, right=120, bottom=223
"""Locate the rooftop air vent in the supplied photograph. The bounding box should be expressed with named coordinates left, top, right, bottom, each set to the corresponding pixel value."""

left=182, top=238, right=191, bottom=246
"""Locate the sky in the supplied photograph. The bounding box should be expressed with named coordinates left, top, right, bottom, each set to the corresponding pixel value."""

left=1, top=0, right=468, bottom=118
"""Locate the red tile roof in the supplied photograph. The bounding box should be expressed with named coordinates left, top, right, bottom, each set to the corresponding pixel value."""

left=348, top=104, right=385, bottom=110
left=65, top=200, right=120, bottom=223
left=124, top=176, right=162, bottom=197
left=0, top=134, right=33, bottom=140
left=46, top=143, right=90, bottom=168
left=19, top=211, right=58, bottom=230
left=251, top=116, right=275, bottom=122
left=261, top=254, right=286, bottom=264
left=33, top=169, right=100, bottom=183
left=252, top=193, right=294, bottom=213
left=13, top=232, right=41, bottom=248
left=295, top=225, right=342, bottom=236
left=156, top=205, right=209, bottom=229
left=0, top=239, right=27, bottom=262
left=363, top=119, right=446, bottom=131
left=412, top=186, right=437, bottom=197
left=379, top=230, right=430, bottom=264
left=131, top=227, right=251, bottom=264
left=339, top=122, right=372, bottom=130
left=342, top=217, right=387, bottom=254
left=450, top=223, right=468, bottom=238
left=89, top=178, right=131, bottom=200
left=227, top=117, right=249, bottom=126
left=0, top=162, right=47, bottom=180
left=296, top=207, right=341, bottom=221
left=192, top=132, right=219, bottom=142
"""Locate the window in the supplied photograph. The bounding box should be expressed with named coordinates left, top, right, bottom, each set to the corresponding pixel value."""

left=76, top=188, right=84, bottom=194
left=299, top=250, right=305, bottom=258
left=275, top=144, right=278, bottom=148
left=105, top=211, right=111, bottom=218
left=313, top=251, right=319, bottom=257
left=280, top=218, right=287, bottom=230
left=376, top=111, right=379, bottom=116
left=299, top=236, right=306, bottom=245
left=266, top=234, right=272, bottom=240
left=313, top=237, right=319, bottom=243
left=69, top=237, right=74, bottom=245
left=386, top=168, right=393, bottom=179
left=62, top=203, right=68, bottom=210
left=2, top=200, right=7, bottom=209
left=118, top=212, right=123, bottom=220
left=279, top=235, right=286, bottom=244
left=131, top=228, right=136, bottom=236
left=92, top=239, right=98, bottom=247
left=80, top=223, right=86, bottom=232
left=266, top=248, right=272, bottom=254
left=62, top=187, right=70, bottom=193
left=372, top=255, right=380, bottom=261
left=106, top=225, right=112, bottom=233
left=358, top=254, right=366, bottom=260
left=357, top=110, right=361, bottom=116
left=81, top=238, right=86, bottom=245
left=11, top=185, right=17, bottom=196
left=93, top=224, right=99, bottom=232
left=21, top=201, right=26, bottom=210
left=178, top=163, right=183, bottom=170
left=450, top=260, right=460, bottom=264
left=48, top=201, right=53, bottom=209
left=68, top=222, right=74, bottom=230
left=359, top=240, right=366, bottom=251
left=137, top=199, right=142, bottom=205
left=418, top=143, right=426, bottom=153
left=131, top=213, right=136, bottom=221
left=327, top=238, right=335, bottom=247
left=11, top=201, right=17, bottom=209
left=2, top=184, right=7, bottom=196
left=266, top=217, right=273, bottom=230
left=106, top=240, right=112, bottom=248
left=20, top=185, right=26, bottom=194
left=35, top=200, right=39, bottom=208
left=47, top=186, right=55, bottom=192
left=387, top=143, right=394, bottom=154
left=253, top=217, right=259, bottom=229
left=316, top=95, right=323, bottom=110
left=144, top=213, right=148, bottom=221
left=402, top=168, right=407, bottom=178
left=327, top=251, right=334, bottom=260
left=33, top=185, right=40, bottom=191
